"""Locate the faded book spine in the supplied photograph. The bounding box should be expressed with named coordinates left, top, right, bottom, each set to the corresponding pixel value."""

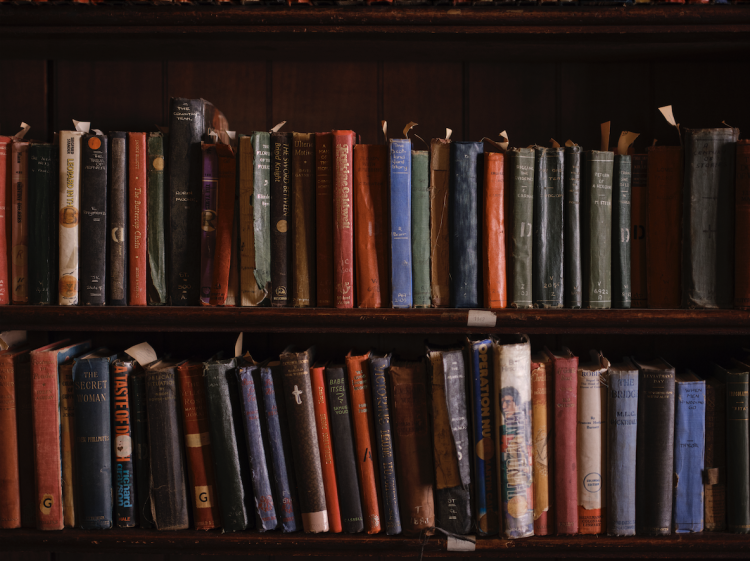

left=531, top=354, right=552, bottom=535
left=429, top=138, right=450, bottom=307
left=673, top=378, right=705, bottom=533
left=0, top=352, right=24, bottom=528
left=630, top=154, right=648, bottom=308
left=315, top=132, right=334, bottom=307
left=79, top=135, right=107, bottom=306
left=412, top=150, right=430, bottom=308
left=58, top=131, right=84, bottom=305
left=704, top=378, right=726, bottom=531
left=59, top=361, right=76, bottom=528
left=108, top=132, right=128, bottom=306
left=147, top=132, right=167, bottom=305
left=508, top=148, right=535, bottom=308
left=208, top=143, right=236, bottom=305
left=390, top=139, right=413, bottom=308
left=333, top=131, right=356, bottom=309
left=112, top=360, right=137, bottom=528
left=128, top=133, right=147, bottom=306
left=484, top=151, right=506, bottom=309
left=11, top=140, right=29, bottom=304
left=200, top=144, right=218, bottom=305
left=612, top=155, right=631, bottom=309
left=0, top=137, right=10, bottom=305
left=564, top=146, right=582, bottom=308
left=291, top=132, right=316, bottom=307
left=29, top=143, right=58, bottom=305
left=271, top=132, right=292, bottom=307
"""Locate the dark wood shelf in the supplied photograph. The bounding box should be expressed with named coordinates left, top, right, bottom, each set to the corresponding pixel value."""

left=2, top=306, right=750, bottom=334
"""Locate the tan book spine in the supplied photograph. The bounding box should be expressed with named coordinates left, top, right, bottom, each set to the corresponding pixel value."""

left=292, top=133, right=316, bottom=307
left=59, top=361, right=76, bottom=528
left=429, top=139, right=450, bottom=307
left=58, top=131, right=84, bottom=305
left=531, top=353, right=553, bottom=535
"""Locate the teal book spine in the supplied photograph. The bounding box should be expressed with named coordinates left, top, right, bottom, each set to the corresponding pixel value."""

left=612, top=154, right=632, bottom=309
left=411, top=150, right=430, bottom=308
left=389, top=139, right=413, bottom=308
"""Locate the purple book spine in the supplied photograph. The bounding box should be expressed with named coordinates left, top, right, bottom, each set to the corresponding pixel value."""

left=200, top=144, right=218, bottom=305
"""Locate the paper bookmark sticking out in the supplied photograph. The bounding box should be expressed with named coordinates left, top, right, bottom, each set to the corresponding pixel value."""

left=208, top=129, right=219, bottom=142
left=498, top=130, right=509, bottom=151
left=92, top=129, right=104, bottom=136
left=381, top=120, right=388, bottom=142
left=227, top=131, right=236, bottom=140
left=550, top=138, right=560, bottom=148
left=600, top=121, right=611, bottom=152
left=13, top=122, right=31, bottom=140
left=403, top=121, right=418, bottom=138
left=617, top=131, right=640, bottom=156
left=658, top=105, right=681, bottom=146
left=270, top=121, right=286, bottom=133
left=73, top=120, right=91, bottom=133
left=445, top=128, right=453, bottom=141
left=565, top=139, right=578, bottom=148
left=235, top=333, right=244, bottom=359
left=125, top=342, right=158, bottom=367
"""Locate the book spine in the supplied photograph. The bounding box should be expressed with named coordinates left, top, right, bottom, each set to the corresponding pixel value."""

left=0, top=137, right=9, bottom=305
left=532, top=147, right=564, bottom=308
left=411, top=150, right=430, bottom=308
left=449, top=142, right=483, bottom=308
left=200, top=144, right=218, bottom=305
left=553, top=354, right=579, bottom=534
left=112, top=361, right=137, bottom=527
left=315, top=132, right=334, bottom=308
left=389, top=139, right=413, bottom=308
left=59, top=362, right=75, bottom=528
left=271, top=132, right=292, bottom=307
left=291, top=132, right=316, bottom=307
left=333, top=131, right=356, bottom=309
left=11, top=141, right=29, bottom=304
left=79, top=135, right=108, bottom=306
left=606, top=369, right=638, bottom=536
left=509, top=148, right=535, bottom=308
left=146, top=132, right=167, bottom=305
left=429, top=139, right=450, bottom=308
left=630, top=154, right=648, bottom=308
left=58, top=131, right=83, bottom=305
left=682, top=128, right=739, bottom=308
left=673, top=380, right=705, bottom=533
left=128, top=133, right=147, bottom=306
left=531, top=358, right=552, bottom=535
left=735, top=141, right=750, bottom=309
left=612, top=155, right=632, bottom=309
left=483, top=152, right=507, bottom=309
left=582, top=151, right=614, bottom=309
left=15, top=357, right=35, bottom=527
left=108, top=132, right=128, bottom=306
left=577, top=362, right=606, bottom=534
left=209, top=144, right=237, bottom=305
left=564, top=146, right=582, bottom=308
left=724, top=371, right=749, bottom=533
left=325, top=366, right=364, bottom=533
left=0, top=356, right=21, bottom=528
left=280, top=351, right=329, bottom=533
left=129, top=374, right=153, bottom=528
left=310, top=366, right=342, bottom=533
left=704, top=379, right=726, bottom=531
left=369, top=355, right=401, bottom=535
left=28, top=144, right=57, bottom=305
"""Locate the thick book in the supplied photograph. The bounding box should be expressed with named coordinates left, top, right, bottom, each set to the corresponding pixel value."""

left=59, top=359, right=76, bottom=528
left=646, top=146, right=683, bottom=309
left=111, top=357, right=137, bottom=528
left=530, top=352, right=553, bottom=536
left=333, top=131, right=356, bottom=309
left=145, top=359, right=190, bottom=530
left=58, top=130, right=84, bottom=305
left=200, top=143, right=218, bottom=305
left=176, top=360, right=221, bottom=530
left=325, top=364, right=365, bottom=533
left=606, top=359, right=638, bottom=536
left=682, top=127, right=739, bottom=309
left=128, top=133, right=147, bottom=306
left=532, top=146, right=564, bottom=308
left=390, top=139, right=413, bottom=308
left=508, top=147, right=535, bottom=308
left=484, top=151, right=506, bottom=309
left=209, top=143, right=237, bottom=305
left=108, top=131, right=128, bottom=306
left=564, top=145, right=582, bottom=308
left=581, top=150, right=614, bottom=309
left=426, top=344, right=472, bottom=535
left=28, top=143, right=58, bottom=305
left=545, top=346, right=579, bottom=534
left=271, top=131, right=292, bottom=307
left=612, top=154, right=631, bottom=309
left=633, top=356, right=676, bottom=535
left=353, top=144, right=388, bottom=308
left=11, top=140, right=29, bottom=304
left=0, top=137, right=10, bottom=305
left=315, top=132, right=334, bottom=308
left=146, top=132, right=166, bottom=305
left=449, top=142, right=483, bottom=308
left=79, top=134, right=107, bottom=306
left=429, top=138, right=450, bottom=308
left=630, top=154, right=648, bottom=308
left=291, top=132, right=316, bottom=307
left=467, top=338, right=499, bottom=536
left=735, top=140, right=750, bottom=309
left=493, top=335, right=534, bottom=539
left=72, top=349, right=115, bottom=529
left=280, top=348, right=329, bottom=533
left=130, top=371, right=153, bottom=528
left=704, top=376, right=726, bottom=531
left=344, top=350, right=381, bottom=533
left=673, top=371, right=705, bottom=533
left=369, top=352, right=401, bottom=535
left=412, top=150, right=430, bottom=308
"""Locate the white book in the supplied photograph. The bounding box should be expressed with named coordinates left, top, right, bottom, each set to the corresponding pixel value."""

left=58, top=130, right=84, bottom=305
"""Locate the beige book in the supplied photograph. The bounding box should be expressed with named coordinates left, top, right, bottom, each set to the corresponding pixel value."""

left=58, top=130, right=84, bottom=305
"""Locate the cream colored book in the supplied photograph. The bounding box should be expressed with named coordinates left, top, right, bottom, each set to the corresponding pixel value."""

left=58, top=130, right=84, bottom=305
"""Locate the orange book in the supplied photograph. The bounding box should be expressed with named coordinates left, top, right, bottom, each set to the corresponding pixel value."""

left=128, top=133, right=148, bottom=306
left=209, top=144, right=236, bottom=305
left=483, top=151, right=507, bottom=308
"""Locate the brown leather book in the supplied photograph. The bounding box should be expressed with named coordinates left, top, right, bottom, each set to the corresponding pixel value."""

left=315, top=133, right=334, bottom=308
left=333, top=131, right=356, bottom=309
left=429, top=138, right=450, bottom=308
left=735, top=140, right=750, bottom=310
left=128, top=133, right=148, bottom=306
left=209, top=143, right=236, bottom=306
left=483, top=151, right=507, bottom=308
left=353, top=144, right=389, bottom=308
left=630, top=154, right=648, bottom=308
left=292, top=133, right=316, bottom=307
left=59, top=359, right=77, bottom=528
left=646, top=146, right=683, bottom=309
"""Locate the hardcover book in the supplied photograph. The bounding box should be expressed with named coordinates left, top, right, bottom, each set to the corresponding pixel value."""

left=612, top=154, right=631, bottom=308
left=146, top=132, right=166, bottom=305
left=209, top=143, right=237, bottom=305
left=429, top=138, right=450, bottom=307
left=736, top=140, right=750, bottom=310
left=508, top=147, right=535, bottom=308
left=412, top=150, right=430, bottom=308
left=128, top=133, right=147, bottom=306
left=58, top=130, right=84, bottom=305
left=315, top=132, right=334, bottom=308
left=271, top=132, right=292, bottom=307
left=704, top=376, right=726, bottom=531
left=484, top=151, right=506, bottom=309
left=0, top=137, right=9, bottom=305
left=108, top=131, right=128, bottom=306
left=129, top=371, right=153, bottom=528
left=333, top=130, right=356, bottom=309
left=291, top=132, right=316, bottom=307
left=111, top=357, right=137, bottom=528
left=11, top=140, right=29, bottom=304
left=14, top=345, right=34, bottom=528
left=564, top=145, right=582, bottom=308
left=28, top=143, right=58, bottom=305
left=200, top=143, right=218, bottom=305
left=630, top=154, right=647, bottom=308
left=79, top=134, right=108, bottom=306
left=59, top=359, right=76, bottom=528
left=390, top=139, right=413, bottom=308
left=530, top=351, right=553, bottom=536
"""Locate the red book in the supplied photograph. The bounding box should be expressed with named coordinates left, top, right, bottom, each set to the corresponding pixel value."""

left=315, top=133, right=334, bottom=308
left=209, top=144, right=236, bottom=306
left=0, top=136, right=10, bottom=305
left=15, top=345, right=35, bottom=527
left=310, top=362, right=342, bottom=533
left=128, top=133, right=148, bottom=306
left=332, top=131, right=356, bottom=309
left=176, top=361, right=221, bottom=529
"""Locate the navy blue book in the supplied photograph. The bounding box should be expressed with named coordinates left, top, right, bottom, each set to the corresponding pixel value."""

left=112, top=356, right=137, bottom=528
left=368, top=352, right=401, bottom=535
left=449, top=142, right=484, bottom=308
left=237, top=365, right=278, bottom=531
left=389, top=138, right=413, bottom=308
left=673, top=371, right=706, bottom=533
left=72, top=349, right=116, bottom=529
left=129, top=370, right=153, bottom=528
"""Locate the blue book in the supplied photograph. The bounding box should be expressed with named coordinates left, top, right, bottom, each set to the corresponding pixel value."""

left=607, top=359, right=639, bottom=536
left=73, top=348, right=116, bottom=529
left=449, top=142, right=484, bottom=308
left=112, top=356, right=137, bottom=528
left=389, top=138, right=413, bottom=308
left=673, top=371, right=706, bottom=533
left=237, top=365, right=278, bottom=531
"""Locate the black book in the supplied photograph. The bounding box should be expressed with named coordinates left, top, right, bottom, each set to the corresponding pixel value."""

left=108, top=131, right=128, bottom=306
left=80, top=133, right=108, bottom=306
left=28, top=143, right=58, bottom=305
left=129, top=370, right=153, bottom=528
left=271, top=132, right=292, bottom=307
left=612, top=154, right=632, bottom=309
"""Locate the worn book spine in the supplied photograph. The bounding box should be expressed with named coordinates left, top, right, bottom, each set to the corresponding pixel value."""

left=245, top=132, right=271, bottom=306
left=79, top=135, right=107, bottom=306
left=450, top=142, right=483, bottom=308
left=271, top=132, right=292, bottom=307
left=390, top=139, right=413, bottom=308
left=291, top=132, right=316, bottom=307
left=108, top=132, right=128, bottom=306
left=630, top=154, right=647, bottom=308
left=280, top=350, right=329, bottom=533
left=176, top=362, right=221, bottom=530
left=146, top=132, right=166, bottom=305
left=315, top=132, right=334, bottom=307
left=531, top=353, right=553, bottom=536
left=483, top=151, right=506, bottom=309
left=704, top=377, right=726, bottom=531
left=735, top=141, right=750, bottom=309
left=581, top=151, right=614, bottom=309
left=509, top=148, right=535, bottom=308
left=130, top=372, right=152, bottom=528
left=11, top=140, right=29, bottom=304
left=646, top=146, right=683, bottom=309
left=0, top=137, right=9, bottom=305
left=564, top=146, right=582, bottom=308
left=333, top=131, right=356, bottom=309
left=15, top=350, right=34, bottom=528
left=612, top=155, right=632, bottom=309
left=532, top=147, right=564, bottom=308
left=238, top=135, right=261, bottom=306
left=200, top=143, right=218, bottom=305
left=209, top=144, right=237, bottom=305
left=0, top=350, right=25, bottom=528
left=429, top=138, right=450, bottom=307
left=682, top=128, right=739, bottom=309
left=325, top=365, right=364, bottom=533
left=28, top=144, right=58, bottom=305
left=59, top=361, right=76, bottom=528
left=58, top=131, right=84, bottom=305
left=111, top=359, right=137, bottom=528
left=673, top=377, right=705, bottom=533
left=411, top=150, right=430, bottom=308
left=127, top=133, right=147, bottom=306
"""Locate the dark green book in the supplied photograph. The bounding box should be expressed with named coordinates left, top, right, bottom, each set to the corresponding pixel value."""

left=129, top=371, right=153, bottom=528
left=147, top=132, right=167, bottom=305
left=564, top=145, right=582, bottom=309
left=28, top=143, right=58, bottom=305
left=581, top=150, right=614, bottom=309
left=411, top=150, right=430, bottom=308
left=508, top=147, right=535, bottom=308
left=612, top=154, right=632, bottom=309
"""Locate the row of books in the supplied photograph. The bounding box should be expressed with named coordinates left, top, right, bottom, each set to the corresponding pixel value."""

left=1, top=99, right=748, bottom=310
left=1, top=331, right=747, bottom=537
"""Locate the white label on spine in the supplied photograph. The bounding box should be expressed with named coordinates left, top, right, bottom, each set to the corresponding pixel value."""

left=447, top=535, right=476, bottom=552
left=467, top=310, right=496, bottom=327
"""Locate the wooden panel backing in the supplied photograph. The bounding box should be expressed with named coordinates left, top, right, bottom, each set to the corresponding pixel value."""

left=0, top=60, right=48, bottom=141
